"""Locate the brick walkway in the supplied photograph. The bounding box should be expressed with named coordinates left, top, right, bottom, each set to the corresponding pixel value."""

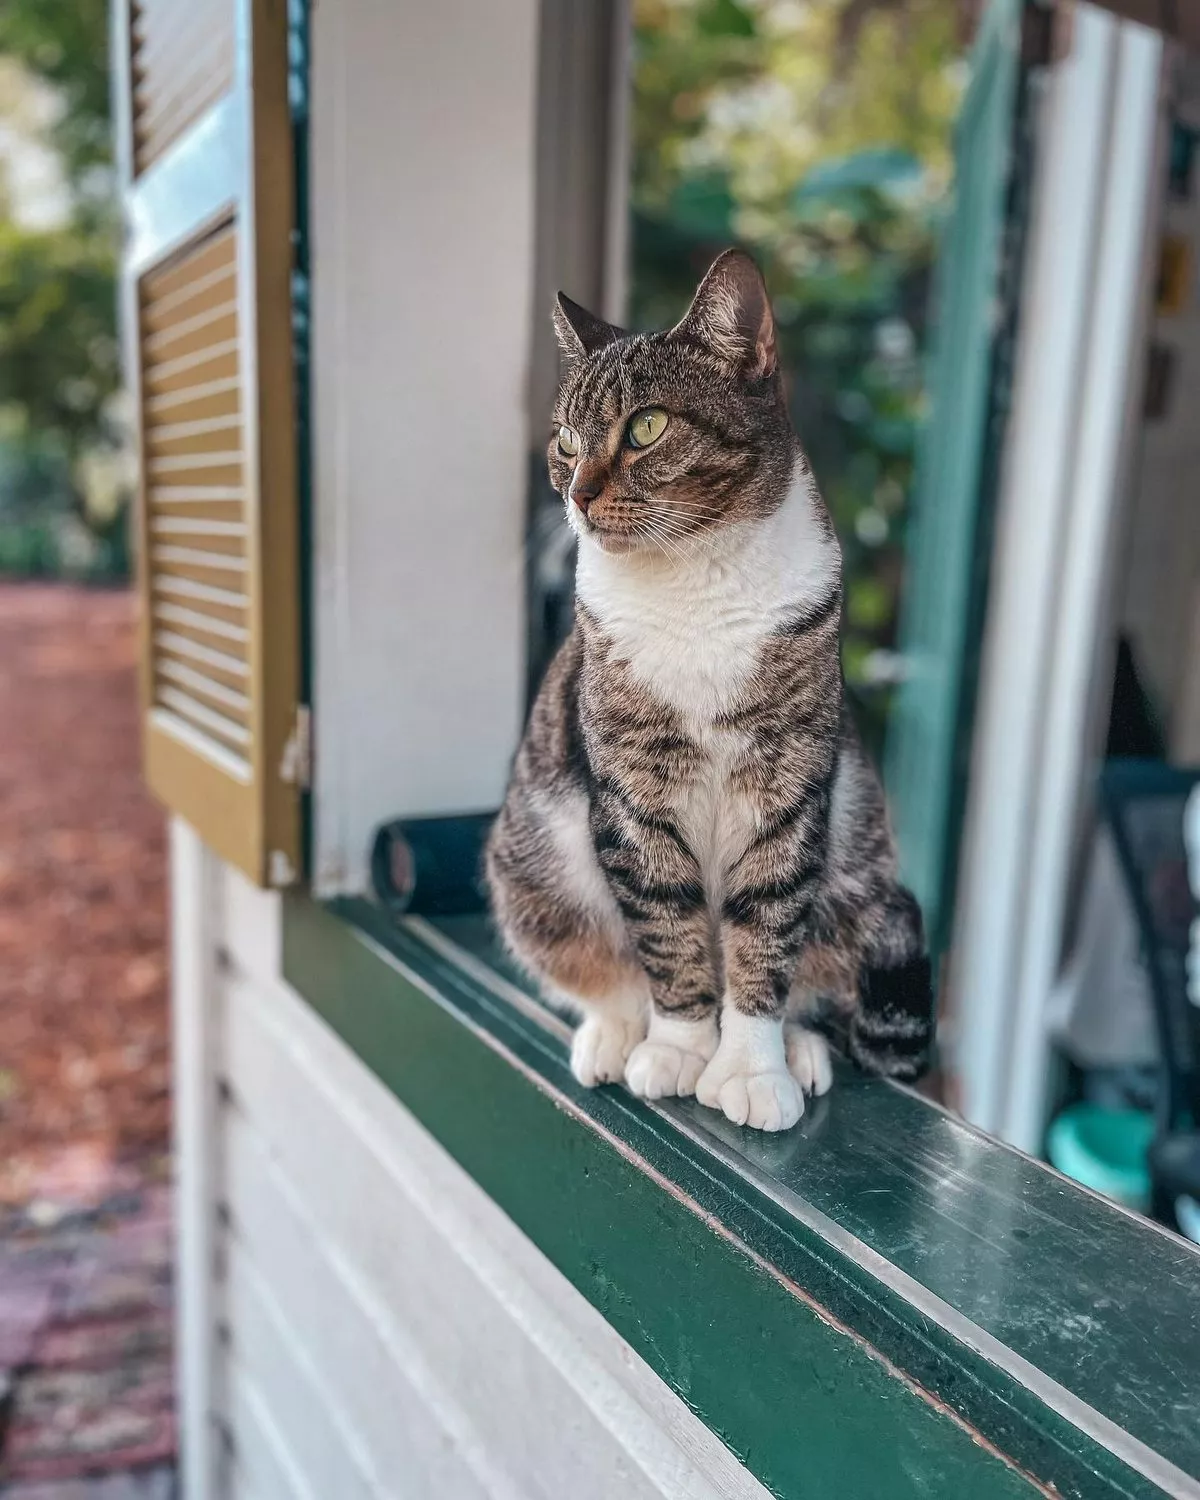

left=0, top=1182, right=175, bottom=1495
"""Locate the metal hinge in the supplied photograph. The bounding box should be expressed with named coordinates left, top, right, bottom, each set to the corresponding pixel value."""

left=279, top=703, right=312, bottom=789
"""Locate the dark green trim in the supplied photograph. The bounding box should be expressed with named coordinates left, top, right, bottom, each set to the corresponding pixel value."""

left=283, top=898, right=1200, bottom=1500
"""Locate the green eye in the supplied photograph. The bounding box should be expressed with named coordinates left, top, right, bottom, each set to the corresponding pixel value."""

left=628, top=408, right=668, bottom=448
left=557, top=426, right=580, bottom=458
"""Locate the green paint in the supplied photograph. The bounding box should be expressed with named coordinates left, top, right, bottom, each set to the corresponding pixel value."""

left=885, top=0, right=1026, bottom=953
left=434, top=917, right=1200, bottom=1491
left=283, top=898, right=1200, bottom=1499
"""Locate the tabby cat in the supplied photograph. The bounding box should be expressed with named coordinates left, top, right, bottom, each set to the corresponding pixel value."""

left=486, top=250, right=932, bottom=1132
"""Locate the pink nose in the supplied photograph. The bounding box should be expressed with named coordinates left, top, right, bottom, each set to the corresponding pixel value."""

left=571, top=479, right=601, bottom=514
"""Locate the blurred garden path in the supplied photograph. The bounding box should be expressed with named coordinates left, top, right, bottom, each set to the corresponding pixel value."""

left=0, top=584, right=175, bottom=1494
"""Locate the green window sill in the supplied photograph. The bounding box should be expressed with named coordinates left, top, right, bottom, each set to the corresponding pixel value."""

left=282, top=895, right=1200, bottom=1500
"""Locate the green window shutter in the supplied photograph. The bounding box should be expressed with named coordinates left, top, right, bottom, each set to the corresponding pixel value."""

left=885, top=0, right=1027, bottom=955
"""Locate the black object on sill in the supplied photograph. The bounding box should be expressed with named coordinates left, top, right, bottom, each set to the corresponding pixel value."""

left=370, top=813, right=495, bottom=920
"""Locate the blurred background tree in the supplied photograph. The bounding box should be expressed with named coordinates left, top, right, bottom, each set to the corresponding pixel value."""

left=629, top=0, right=966, bottom=752
left=0, top=0, right=128, bottom=580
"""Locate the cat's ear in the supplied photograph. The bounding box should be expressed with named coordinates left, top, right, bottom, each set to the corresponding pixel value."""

left=553, top=293, right=623, bottom=364
left=671, top=249, right=777, bottom=380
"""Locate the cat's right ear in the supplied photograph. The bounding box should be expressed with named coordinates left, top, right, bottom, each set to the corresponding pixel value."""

left=553, top=293, right=623, bottom=366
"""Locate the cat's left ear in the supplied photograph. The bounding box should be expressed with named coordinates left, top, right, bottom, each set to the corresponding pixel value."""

left=671, top=249, right=777, bottom=380
left=553, top=293, right=624, bottom=365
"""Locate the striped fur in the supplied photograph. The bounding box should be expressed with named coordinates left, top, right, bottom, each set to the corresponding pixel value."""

left=486, top=252, right=932, bottom=1131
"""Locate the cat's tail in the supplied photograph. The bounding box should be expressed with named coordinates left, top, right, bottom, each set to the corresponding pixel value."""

left=850, top=885, right=934, bottom=1084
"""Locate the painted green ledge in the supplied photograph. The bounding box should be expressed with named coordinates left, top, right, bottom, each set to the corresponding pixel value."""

left=282, top=895, right=1200, bottom=1500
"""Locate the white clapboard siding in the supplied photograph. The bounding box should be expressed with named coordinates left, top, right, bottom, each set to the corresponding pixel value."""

left=224, top=1356, right=313, bottom=1500
left=174, top=845, right=771, bottom=1500
left=222, top=1242, right=383, bottom=1500
left=223, top=1105, right=505, bottom=1500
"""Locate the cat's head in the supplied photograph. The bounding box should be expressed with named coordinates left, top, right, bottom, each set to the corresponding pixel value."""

left=548, top=249, right=797, bottom=556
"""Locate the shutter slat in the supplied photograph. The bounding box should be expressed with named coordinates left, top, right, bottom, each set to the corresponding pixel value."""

left=154, top=629, right=249, bottom=681
left=145, top=413, right=243, bottom=454
left=133, top=33, right=234, bottom=140
left=141, top=263, right=237, bottom=333
left=142, top=339, right=241, bottom=395
left=130, top=0, right=235, bottom=174
left=156, top=657, right=251, bottom=718
left=152, top=601, right=250, bottom=648
left=151, top=517, right=247, bottom=540
left=142, top=229, right=236, bottom=303
left=157, top=685, right=252, bottom=749
left=152, top=572, right=248, bottom=618
left=145, top=375, right=241, bottom=418
left=146, top=456, right=244, bottom=488
left=143, top=302, right=239, bottom=362
left=152, top=544, right=249, bottom=577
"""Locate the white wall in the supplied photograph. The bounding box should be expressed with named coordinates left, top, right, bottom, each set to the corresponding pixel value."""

left=170, top=819, right=770, bottom=1500
left=310, top=0, right=538, bottom=895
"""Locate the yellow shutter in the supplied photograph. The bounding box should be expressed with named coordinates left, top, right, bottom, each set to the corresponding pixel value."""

left=115, top=0, right=303, bottom=886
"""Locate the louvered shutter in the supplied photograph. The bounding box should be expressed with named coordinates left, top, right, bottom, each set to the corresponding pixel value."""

left=115, top=0, right=303, bottom=885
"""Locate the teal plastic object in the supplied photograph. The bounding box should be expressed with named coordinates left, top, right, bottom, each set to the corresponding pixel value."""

left=1046, top=1104, right=1155, bottom=1211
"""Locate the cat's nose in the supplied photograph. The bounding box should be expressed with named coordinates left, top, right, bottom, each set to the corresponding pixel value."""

left=570, top=478, right=602, bottom=514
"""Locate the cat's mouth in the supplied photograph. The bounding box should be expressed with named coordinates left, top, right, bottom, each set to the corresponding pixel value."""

left=575, top=521, right=641, bottom=556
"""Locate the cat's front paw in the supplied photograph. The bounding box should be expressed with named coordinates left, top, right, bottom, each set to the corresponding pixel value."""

left=696, top=1052, right=805, bottom=1132
left=571, top=1015, right=644, bottom=1088
left=625, top=1040, right=710, bottom=1100
left=696, top=1011, right=805, bottom=1131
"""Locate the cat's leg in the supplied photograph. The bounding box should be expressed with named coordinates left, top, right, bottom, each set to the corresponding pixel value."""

left=590, top=797, right=720, bottom=1099
left=696, top=814, right=829, bottom=1131
left=696, top=918, right=813, bottom=1132
left=487, top=792, right=649, bottom=1088
left=849, top=882, right=934, bottom=1082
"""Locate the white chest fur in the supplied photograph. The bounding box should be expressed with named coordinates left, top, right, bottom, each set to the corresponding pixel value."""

left=575, top=473, right=840, bottom=887
left=575, top=472, right=839, bottom=727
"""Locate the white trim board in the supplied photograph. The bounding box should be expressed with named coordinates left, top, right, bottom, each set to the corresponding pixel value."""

left=308, top=0, right=539, bottom=894
left=170, top=817, right=224, bottom=1500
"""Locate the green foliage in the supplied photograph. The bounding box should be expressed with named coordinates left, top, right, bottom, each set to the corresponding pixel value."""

left=0, top=0, right=126, bottom=580
left=0, top=0, right=112, bottom=192
left=0, top=220, right=119, bottom=453
left=629, top=0, right=965, bottom=751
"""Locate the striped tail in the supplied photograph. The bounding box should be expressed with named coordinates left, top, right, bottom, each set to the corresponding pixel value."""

left=850, top=954, right=935, bottom=1083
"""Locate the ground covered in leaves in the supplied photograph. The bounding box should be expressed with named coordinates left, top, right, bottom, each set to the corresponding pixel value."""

left=0, top=584, right=170, bottom=1208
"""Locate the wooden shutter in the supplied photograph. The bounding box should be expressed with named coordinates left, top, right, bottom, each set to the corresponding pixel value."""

left=115, top=0, right=303, bottom=885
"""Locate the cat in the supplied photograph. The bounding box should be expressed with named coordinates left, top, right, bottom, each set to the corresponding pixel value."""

left=486, top=249, right=933, bottom=1132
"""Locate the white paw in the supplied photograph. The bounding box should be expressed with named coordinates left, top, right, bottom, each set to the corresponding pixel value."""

left=570, top=1014, right=644, bottom=1088
left=625, top=1040, right=712, bottom=1100
left=696, top=1059, right=804, bottom=1132
left=785, top=1027, right=833, bottom=1097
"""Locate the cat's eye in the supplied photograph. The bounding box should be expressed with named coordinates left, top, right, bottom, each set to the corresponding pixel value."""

left=627, top=408, right=668, bottom=449
left=557, top=426, right=580, bottom=458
